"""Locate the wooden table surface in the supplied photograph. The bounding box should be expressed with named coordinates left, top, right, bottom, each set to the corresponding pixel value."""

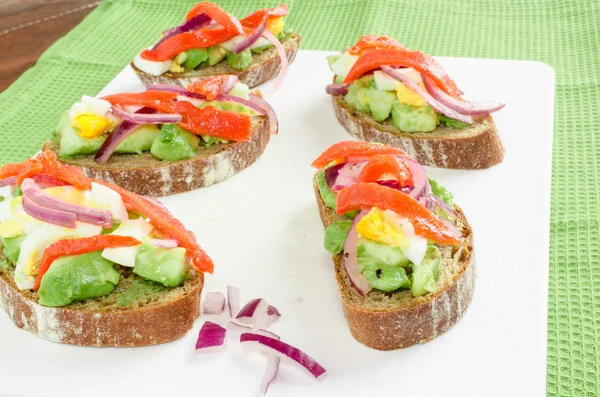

left=0, top=0, right=100, bottom=92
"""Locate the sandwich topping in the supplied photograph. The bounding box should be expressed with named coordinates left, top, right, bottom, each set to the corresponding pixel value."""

left=0, top=151, right=213, bottom=307
left=134, top=2, right=293, bottom=88
left=312, top=141, right=462, bottom=297
left=52, top=76, right=278, bottom=163
left=326, top=35, right=505, bottom=133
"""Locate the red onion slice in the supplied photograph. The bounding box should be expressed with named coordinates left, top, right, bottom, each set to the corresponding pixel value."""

left=95, top=107, right=156, bottom=164
left=21, top=179, right=112, bottom=228
left=0, top=176, right=16, bottom=187
left=215, top=94, right=266, bottom=115
left=260, top=30, right=288, bottom=90
left=428, top=193, right=458, bottom=217
left=267, top=305, right=281, bottom=317
left=195, top=321, right=227, bottom=352
left=219, top=75, right=239, bottom=94
left=32, top=174, right=69, bottom=188
left=422, top=76, right=506, bottom=115
left=232, top=21, right=266, bottom=54
left=152, top=13, right=212, bottom=50
left=343, top=210, right=372, bottom=296
left=151, top=238, right=179, bottom=248
left=112, top=105, right=182, bottom=124
left=325, top=83, right=350, bottom=95
left=147, top=84, right=189, bottom=94
left=203, top=292, right=226, bottom=315
left=405, top=157, right=428, bottom=200
left=381, top=66, right=473, bottom=124
left=240, top=333, right=327, bottom=379
left=22, top=194, right=76, bottom=228
left=227, top=321, right=279, bottom=339
left=330, top=161, right=367, bottom=192
left=440, top=217, right=462, bottom=240
left=236, top=298, right=280, bottom=329
left=228, top=285, right=241, bottom=318
left=248, top=94, right=278, bottom=135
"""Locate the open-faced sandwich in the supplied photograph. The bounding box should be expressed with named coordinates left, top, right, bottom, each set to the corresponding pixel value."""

left=326, top=35, right=506, bottom=169
left=0, top=151, right=213, bottom=346
left=311, top=141, right=475, bottom=350
left=43, top=75, right=278, bottom=196
left=132, top=2, right=300, bottom=89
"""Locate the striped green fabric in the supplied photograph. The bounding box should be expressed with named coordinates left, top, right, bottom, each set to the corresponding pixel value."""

left=0, top=0, right=598, bottom=394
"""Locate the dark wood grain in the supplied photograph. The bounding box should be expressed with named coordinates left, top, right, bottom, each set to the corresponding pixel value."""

left=0, top=0, right=100, bottom=92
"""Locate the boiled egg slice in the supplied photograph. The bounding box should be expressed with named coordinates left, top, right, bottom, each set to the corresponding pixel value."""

left=101, top=218, right=153, bottom=267
left=86, top=182, right=128, bottom=223
left=133, top=54, right=172, bottom=76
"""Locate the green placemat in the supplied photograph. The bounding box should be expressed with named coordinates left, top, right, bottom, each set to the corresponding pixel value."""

left=0, top=0, right=598, bottom=395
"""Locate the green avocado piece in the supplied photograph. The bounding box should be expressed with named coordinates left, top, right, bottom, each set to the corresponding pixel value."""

left=277, top=26, right=293, bottom=41
left=410, top=246, right=442, bottom=297
left=115, top=124, right=160, bottom=154
left=207, top=46, right=228, bottom=66
left=38, top=251, right=120, bottom=307
left=358, top=256, right=411, bottom=292
left=12, top=185, right=22, bottom=197
left=327, top=54, right=341, bottom=71
left=199, top=100, right=255, bottom=115
left=150, top=124, right=200, bottom=162
left=316, top=169, right=337, bottom=210
left=324, top=220, right=353, bottom=254
left=367, top=87, right=397, bottom=122
left=56, top=112, right=105, bottom=158
left=133, top=238, right=188, bottom=287
left=391, top=102, right=438, bottom=133
left=429, top=178, right=454, bottom=206
left=250, top=44, right=273, bottom=54
left=227, top=49, right=252, bottom=70
left=0, top=234, right=26, bottom=264
left=438, top=114, right=470, bottom=130
left=183, top=48, right=209, bottom=69
left=357, top=237, right=410, bottom=268
left=344, top=79, right=370, bottom=114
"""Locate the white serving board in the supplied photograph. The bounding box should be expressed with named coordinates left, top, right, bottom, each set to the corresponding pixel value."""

left=0, top=51, right=554, bottom=397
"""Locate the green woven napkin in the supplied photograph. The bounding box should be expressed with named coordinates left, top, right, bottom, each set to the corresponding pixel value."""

left=1, top=0, right=599, bottom=395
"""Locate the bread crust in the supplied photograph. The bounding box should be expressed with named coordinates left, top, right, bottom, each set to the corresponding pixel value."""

left=43, top=117, right=270, bottom=197
left=0, top=267, right=203, bottom=347
left=332, top=95, right=504, bottom=169
left=132, top=34, right=301, bottom=89
left=313, top=176, right=476, bottom=350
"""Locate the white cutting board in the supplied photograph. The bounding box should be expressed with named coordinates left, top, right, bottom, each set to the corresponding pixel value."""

left=0, top=51, right=554, bottom=397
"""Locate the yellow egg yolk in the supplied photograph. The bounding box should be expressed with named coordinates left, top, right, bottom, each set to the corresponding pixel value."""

left=396, top=82, right=427, bottom=107
left=24, top=249, right=41, bottom=280
left=356, top=207, right=409, bottom=249
left=266, top=17, right=285, bottom=36
left=73, top=114, right=111, bottom=138
left=0, top=219, right=25, bottom=238
left=43, top=187, right=87, bottom=206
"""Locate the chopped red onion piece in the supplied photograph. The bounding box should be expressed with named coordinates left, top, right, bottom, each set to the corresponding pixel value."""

left=195, top=321, right=227, bottom=352
left=236, top=298, right=280, bottom=329
left=228, top=285, right=241, bottom=318
left=22, top=194, right=76, bottom=228
left=112, top=105, right=182, bottom=124
left=203, top=292, right=226, bottom=315
left=227, top=321, right=279, bottom=339
left=95, top=107, right=156, bottom=164
left=0, top=176, right=16, bottom=187
left=152, top=13, right=211, bottom=50
left=325, top=83, right=349, bottom=95
left=422, top=75, right=506, bottom=115
left=260, top=30, right=288, bottom=90
left=219, top=75, right=239, bottom=94
left=151, top=238, right=179, bottom=249
left=248, top=94, right=278, bottom=135
left=21, top=178, right=112, bottom=228
left=381, top=66, right=473, bottom=124
left=267, top=305, right=281, bottom=317
left=343, top=210, right=372, bottom=295
left=240, top=333, right=326, bottom=379
left=232, top=21, right=266, bottom=54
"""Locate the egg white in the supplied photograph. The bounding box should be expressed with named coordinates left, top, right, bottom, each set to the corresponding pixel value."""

left=101, top=219, right=153, bottom=268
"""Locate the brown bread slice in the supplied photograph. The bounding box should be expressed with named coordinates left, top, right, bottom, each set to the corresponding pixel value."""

left=313, top=175, right=476, bottom=350
left=43, top=116, right=269, bottom=197
left=132, top=34, right=301, bottom=89
left=332, top=95, right=504, bottom=169
left=0, top=263, right=203, bottom=347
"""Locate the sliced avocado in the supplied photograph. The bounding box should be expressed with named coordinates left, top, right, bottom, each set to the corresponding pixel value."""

left=150, top=124, right=200, bottom=162
left=358, top=256, right=411, bottom=292
left=250, top=44, right=273, bottom=54
left=438, top=114, right=470, bottom=130
left=0, top=234, right=26, bottom=264
left=277, top=26, right=293, bottom=41
left=391, top=102, right=438, bottom=133
left=410, top=246, right=442, bottom=297
left=133, top=238, right=188, bottom=287
left=227, top=49, right=252, bottom=70
left=207, top=46, right=228, bottom=66
left=327, top=54, right=341, bottom=70
left=367, top=88, right=397, bottom=122
left=56, top=113, right=105, bottom=158
left=324, top=220, right=353, bottom=254
left=114, top=124, right=160, bottom=154
left=316, top=168, right=337, bottom=210
left=344, top=80, right=370, bottom=114
left=357, top=237, right=410, bottom=268
left=199, top=100, right=255, bottom=115
left=38, top=251, right=120, bottom=307
left=183, top=48, right=208, bottom=69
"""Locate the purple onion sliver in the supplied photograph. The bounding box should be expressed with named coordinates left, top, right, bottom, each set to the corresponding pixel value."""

left=218, top=75, right=239, bottom=95
left=343, top=210, right=372, bottom=295
left=325, top=83, right=349, bottom=95
left=22, top=194, right=76, bottom=228
left=151, top=238, right=179, bottom=249
left=195, top=321, right=227, bottom=351
left=0, top=176, right=17, bottom=187
left=152, top=13, right=211, bottom=50
left=248, top=94, right=278, bottom=135
left=232, top=21, right=266, bottom=54
left=112, top=105, right=182, bottom=124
